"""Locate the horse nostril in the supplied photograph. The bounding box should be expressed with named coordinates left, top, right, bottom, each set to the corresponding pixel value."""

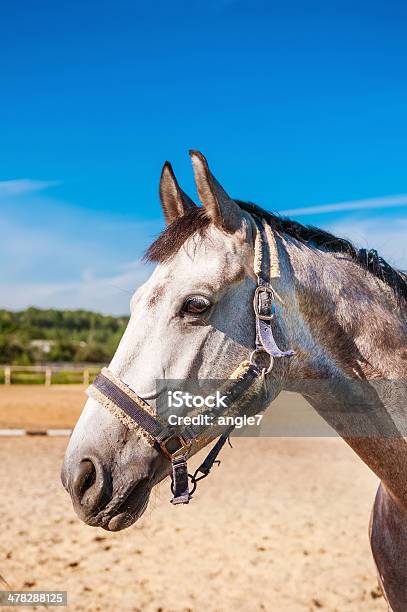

left=71, top=458, right=110, bottom=516
left=73, top=460, right=96, bottom=499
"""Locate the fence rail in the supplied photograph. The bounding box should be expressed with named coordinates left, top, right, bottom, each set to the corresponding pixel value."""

left=0, top=364, right=106, bottom=385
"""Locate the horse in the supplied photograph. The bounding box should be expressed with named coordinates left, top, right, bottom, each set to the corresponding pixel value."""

left=61, top=151, right=407, bottom=611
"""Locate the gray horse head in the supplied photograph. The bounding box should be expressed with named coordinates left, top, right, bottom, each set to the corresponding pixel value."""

left=61, top=151, right=292, bottom=530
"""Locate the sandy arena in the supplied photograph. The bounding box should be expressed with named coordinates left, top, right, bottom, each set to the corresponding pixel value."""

left=0, top=386, right=386, bottom=611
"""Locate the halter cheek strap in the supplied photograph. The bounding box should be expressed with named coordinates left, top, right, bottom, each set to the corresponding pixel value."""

left=252, top=217, right=294, bottom=369
left=87, top=215, right=294, bottom=504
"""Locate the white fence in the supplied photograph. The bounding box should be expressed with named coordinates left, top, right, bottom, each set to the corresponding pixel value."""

left=1, top=364, right=105, bottom=385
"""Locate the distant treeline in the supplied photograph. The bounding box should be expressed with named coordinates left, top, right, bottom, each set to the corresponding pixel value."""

left=0, top=307, right=129, bottom=365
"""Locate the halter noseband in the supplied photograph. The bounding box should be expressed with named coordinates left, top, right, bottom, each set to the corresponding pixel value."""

left=88, top=215, right=294, bottom=504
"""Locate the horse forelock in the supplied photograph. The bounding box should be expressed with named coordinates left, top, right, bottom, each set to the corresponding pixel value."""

left=144, top=208, right=211, bottom=263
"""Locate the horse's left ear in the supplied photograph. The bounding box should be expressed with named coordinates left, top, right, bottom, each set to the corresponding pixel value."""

left=189, top=150, right=244, bottom=232
left=159, top=161, right=196, bottom=225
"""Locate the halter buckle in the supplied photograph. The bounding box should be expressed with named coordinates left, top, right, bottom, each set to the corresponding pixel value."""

left=158, top=432, right=191, bottom=460
left=253, top=286, right=275, bottom=321
left=249, top=348, right=274, bottom=375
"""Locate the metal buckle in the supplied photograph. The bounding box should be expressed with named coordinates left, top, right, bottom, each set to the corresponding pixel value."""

left=249, top=348, right=274, bottom=375
left=159, top=432, right=191, bottom=460
left=253, top=286, right=275, bottom=321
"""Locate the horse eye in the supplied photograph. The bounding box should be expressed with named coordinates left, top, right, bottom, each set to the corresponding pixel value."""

left=182, top=296, right=211, bottom=315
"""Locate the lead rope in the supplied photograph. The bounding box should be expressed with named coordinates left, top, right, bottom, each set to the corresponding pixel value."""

left=173, top=425, right=234, bottom=501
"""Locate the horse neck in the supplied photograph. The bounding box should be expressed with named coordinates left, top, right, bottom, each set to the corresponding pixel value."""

left=275, top=235, right=407, bottom=504
left=277, top=235, right=406, bottom=380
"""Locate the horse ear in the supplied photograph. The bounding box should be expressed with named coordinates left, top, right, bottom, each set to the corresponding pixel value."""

left=189, top=150, right=243, bottom=232
left=159, top=161, right=196, bottom=225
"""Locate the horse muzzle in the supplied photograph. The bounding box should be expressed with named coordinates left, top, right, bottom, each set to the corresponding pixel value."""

left=61, top=398, right=167, bottom=530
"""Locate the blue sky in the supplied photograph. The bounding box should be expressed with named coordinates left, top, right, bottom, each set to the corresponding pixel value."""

left=1, top=1, right=406, bottom=314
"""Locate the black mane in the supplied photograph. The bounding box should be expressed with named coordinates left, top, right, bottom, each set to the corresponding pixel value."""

left=145, top=201, right=407, bottom=304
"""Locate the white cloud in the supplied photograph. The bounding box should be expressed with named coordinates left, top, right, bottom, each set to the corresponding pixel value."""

left=0, top=182, right=162, bottom=314
left=1, top=261, right=151, bottom=315
left=281, top=194, right=407, bottom=216
left=0, top=205, right=159, bottom=283
left=0, top=179, right=58, bottom=197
